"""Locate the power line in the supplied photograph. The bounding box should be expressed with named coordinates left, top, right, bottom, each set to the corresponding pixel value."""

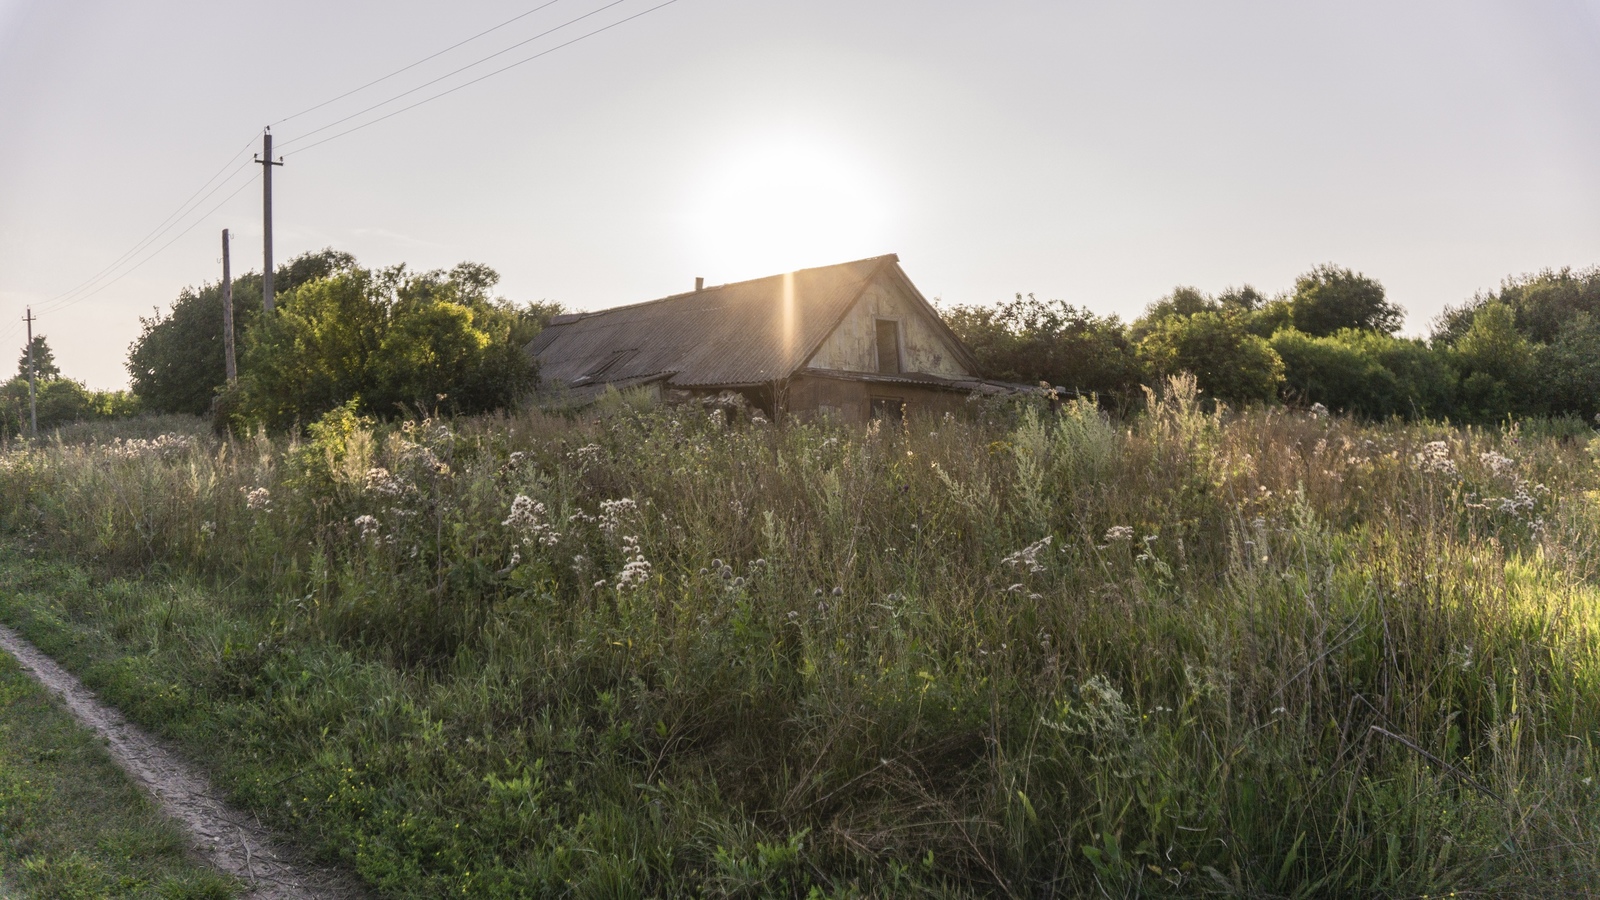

left=47, top=170, right=261, bottom=315
left=32, top=134, right=260, bottom=314
left=276, top=0, right=640, bottom=153
left=270, top=0, right=570, bottom=128
left=31, top=161, right=257, bottom=318
left=284, top=0, right=683, bottom=158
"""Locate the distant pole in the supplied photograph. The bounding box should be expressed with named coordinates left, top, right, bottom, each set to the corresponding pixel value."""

left=221, top=229, right=237, bottom=383
left=254, top=129, right=284, bottom=314
left=22, top=307, right=36, bottom=438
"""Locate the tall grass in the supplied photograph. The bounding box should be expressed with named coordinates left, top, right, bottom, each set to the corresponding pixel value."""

left=1, top=379, right=1597, bottom=897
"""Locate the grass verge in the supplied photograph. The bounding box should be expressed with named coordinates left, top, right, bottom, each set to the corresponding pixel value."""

left=0, top=637, right=238, bottom=899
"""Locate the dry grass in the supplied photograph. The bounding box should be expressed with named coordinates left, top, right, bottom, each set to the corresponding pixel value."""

left=0, top=378, right=1597, bottom=897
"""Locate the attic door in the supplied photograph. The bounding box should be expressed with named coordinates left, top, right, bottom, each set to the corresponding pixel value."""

left=875, top=319, right=901, bottom=374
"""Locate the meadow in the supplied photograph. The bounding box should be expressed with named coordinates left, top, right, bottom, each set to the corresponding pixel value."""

left=0, top=378, right=1597, bottom=898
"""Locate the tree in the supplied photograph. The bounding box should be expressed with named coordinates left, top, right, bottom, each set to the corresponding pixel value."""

left=1290, top=264, right=1403, bottom=336
left=1449, top=301, right=1539, bottom=423
left=128, top=249, right=356, bottom=414
left=16, top=335, right=60, bottom=380
left=1434, top=266, right=1600, bottom=345
left=1270, top=328, right=1453, bottom=420
left=1136, top=310, right=1284, bottom=406
left=232, top=262, right=545, bottom=430
left=1536, top=313, right=1600, bottom=423
left=942, top=294, right=1143, bottom=401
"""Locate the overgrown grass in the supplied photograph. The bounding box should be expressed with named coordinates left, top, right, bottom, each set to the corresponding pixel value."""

left=0, top=651, right=238, bottom=899
left=1, top=379, right=1598, bottom=897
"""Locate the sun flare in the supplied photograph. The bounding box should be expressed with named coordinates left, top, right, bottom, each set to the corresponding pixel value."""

left=683, top=137, right=891, bottom=280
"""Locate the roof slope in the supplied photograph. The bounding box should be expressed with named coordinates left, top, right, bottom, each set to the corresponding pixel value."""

left=527, top=255, right=896, bottom=388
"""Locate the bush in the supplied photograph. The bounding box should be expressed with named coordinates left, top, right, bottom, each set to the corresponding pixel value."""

left=1270, top=328, right=1454, bottom=419
left=1136, top=310, right=1284, bottom=406
left=231, top=262, right=543, bottom=430
left=942, top=294, right=1143, bottom=402
left=127, top=250, right=354, bottom=415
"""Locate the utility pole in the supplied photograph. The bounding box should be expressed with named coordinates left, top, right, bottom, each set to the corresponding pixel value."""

left=22, top=307, right=36, bottom=439
left=254, top=129, right=284, bottom=314
left=221, top=229, right=237, bottom=383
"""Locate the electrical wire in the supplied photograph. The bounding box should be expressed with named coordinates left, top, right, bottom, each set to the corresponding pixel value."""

left=270, top=0, right=569, bottom=128
left=31, top=134, right=260, bottom=315
left=49, top=170, right=261, bottom=316
left=275, top=0, right=639, bottom=152
left=284, top=0, right=682, bottom=158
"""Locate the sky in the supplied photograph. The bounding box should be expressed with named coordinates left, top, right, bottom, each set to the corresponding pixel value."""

left=2, top=0, right=1599, bottom=389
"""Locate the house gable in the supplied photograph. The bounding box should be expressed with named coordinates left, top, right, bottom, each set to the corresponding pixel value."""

left=804, top=267, right=975, bottom=378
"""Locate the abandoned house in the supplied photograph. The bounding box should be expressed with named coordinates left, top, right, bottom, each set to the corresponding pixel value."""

left=524, top=254, right=1016, bottom=422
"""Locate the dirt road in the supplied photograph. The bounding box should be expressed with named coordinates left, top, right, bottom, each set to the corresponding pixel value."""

left=0, top=624, right=368, bottom=899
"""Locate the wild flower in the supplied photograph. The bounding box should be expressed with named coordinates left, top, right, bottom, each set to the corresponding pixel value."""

left=363, top=467, right=410, bottom=497
left=353, top=515, right=381, bottom=541
left=1309, top=402, right=1329, bottom=419
left=570, top=444, right=603, bottom=465
left=1480, top=451, right=1516, bottom=478
left=105, top=433, right=195, bottom=459
left=614, top=535, right=651, bottom=590
left=1002, top=535, right=1052, bottom=574
left=599, top=498, right=638, bottom=536
left=199, top=521, right=216, bottom=537
left=503, top=495, right=560, bottom=548
left=1103, top=526, right=1134, bottom=542
left=1415, top=441, right=1457, bottom=475
left=243, top=486, right=272, bottom=511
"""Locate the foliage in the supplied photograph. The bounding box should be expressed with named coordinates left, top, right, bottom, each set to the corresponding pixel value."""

left=6, top=396, right=1596, bottom=897
left=941, top=293, right=1142, bottom=400
left=229, top=263, right=542, bottom=431
left=1448, top=301, right=1541, bottom=423
left=15, top=335, right=59, bottom=381
left=1271, top=328, right=1454, bottom=419
left=1, top=378, right=140, bottom=442
left=1289, top=263, right=1403, bottom=336
left=127, top=249, right=356, bottom=415
left=1435, top=265, right=1600, bottom=345
left=1136, top=310, right=1284, bottom=405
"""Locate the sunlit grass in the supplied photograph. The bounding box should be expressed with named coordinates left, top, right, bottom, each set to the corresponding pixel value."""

left=0, top=379, right=1596, bottom=897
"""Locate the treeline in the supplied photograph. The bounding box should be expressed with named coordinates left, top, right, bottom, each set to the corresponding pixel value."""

left=1, top=336, right=139, bottom=439
left=128, top=249, right=562, bottom=430
left=945, top=264, right=1600, bottom=424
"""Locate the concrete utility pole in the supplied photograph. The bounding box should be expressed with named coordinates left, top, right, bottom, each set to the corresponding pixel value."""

left=221, top=229, right=237, bottom=383
left=254, top=129, right=284, bottom=314
left=22, top=307, right=36, bottom=438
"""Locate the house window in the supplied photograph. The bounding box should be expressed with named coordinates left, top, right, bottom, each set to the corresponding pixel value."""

left=875, top=319, right=901, bottom=374
left=870, top=396, right=905, bottom=423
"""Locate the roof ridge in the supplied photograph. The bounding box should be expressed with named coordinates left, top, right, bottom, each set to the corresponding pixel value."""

left=558, top=254, right=899, bottom=322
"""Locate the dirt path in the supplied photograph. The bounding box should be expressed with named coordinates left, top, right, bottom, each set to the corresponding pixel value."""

left=0, top=625, right=369, bottom=899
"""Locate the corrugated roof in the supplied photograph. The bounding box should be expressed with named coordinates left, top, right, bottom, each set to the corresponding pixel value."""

left=527, top=255, right=896, bottom=388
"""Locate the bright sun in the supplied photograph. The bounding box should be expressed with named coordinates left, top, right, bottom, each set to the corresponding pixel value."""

left=683, top=136, right=891, bottom=280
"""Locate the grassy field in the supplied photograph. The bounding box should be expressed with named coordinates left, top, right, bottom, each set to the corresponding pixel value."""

left=0, top=649, right=237, bottom=899
left=1, top=379, right=1598, bottom=897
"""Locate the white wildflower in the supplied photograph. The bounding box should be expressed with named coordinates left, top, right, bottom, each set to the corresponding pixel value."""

left=598, top=498, right=638, bottom=536
left=243, top=486, right=272, bottom=511
left=1414, top=441, right=1457, bottom=475
left=1103, top=525, right=1134, bottom=542
left=1308, top=402, right=1329, bottom=419
left=363, top=467, right=409, bottom=497
left=1479, top=451, right=1516, bottom=478
left=503, top=494, right=561, bottom=548
left=614, top=535, right=652, bottom=590
left=353, top=514, right=381, bottom=541
left=1001, top=535, right=1053, bottom=574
